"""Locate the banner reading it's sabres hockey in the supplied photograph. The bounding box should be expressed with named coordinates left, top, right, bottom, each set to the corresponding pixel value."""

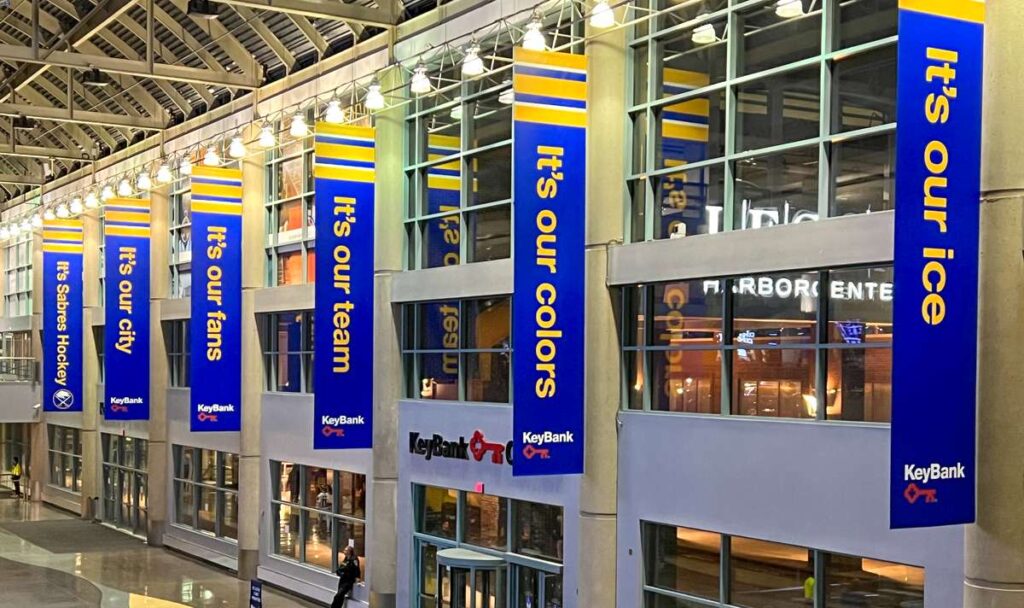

left=43, top=217, right=83, bottom=412
left=190, top=166, right=242, bottom=432
left=890, top=0, right=984, bottom=528
left=313, top=123, right=375, bottom=449
left=512, top=48, right=587, bottom=476
left=104, top=198, right=151, bottom=420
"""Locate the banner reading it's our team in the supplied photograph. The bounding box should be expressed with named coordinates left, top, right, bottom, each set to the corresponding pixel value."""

left=890, top=0, right=984, bottom=529
left=312, top=123, right=374, bottom=449
left=43, top=217, right=83, bottom=412
left=104, top=199, right=151, bottom=420
left=511, top=48, right=587, bottom=476
left=190, top=166, right=242, bottom=432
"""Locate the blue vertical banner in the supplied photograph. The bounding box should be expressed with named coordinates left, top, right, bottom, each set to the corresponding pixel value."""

left=43, top=217, right=84, bottom=412
left=512, top=48, right=587, bottom=476
left=190, top=166, right=243, bottom=432
left=891, top=0, right=984, bottom=528
left=313, top=123, right=375, bottom=449
left=104, top=198, right=151, bottom=420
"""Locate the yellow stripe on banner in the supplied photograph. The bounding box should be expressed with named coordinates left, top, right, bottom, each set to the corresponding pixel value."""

left=42, top=230, right=83, bottom=242
left=43, top=219, right=82, bottom=230
left=312, top=165, right=375, bottom=183
left=513, top=73, right=587, bottom=102
left=427, top=134, right=461, bottom=151
left=43, top=243, right=83, bottom=254
left=193, top=183, right=242, bottom=199
left=899, top=0, right=984, bottom=23
left=109, top=198, right=151, bottom=210
left=314, top=142, right=375, bottom=163
left=663, top=121, right=710, bottom=142
left=315, top=122, right=375, bottom=140
left=514, top=104, right=587, bottom=128
left=105, top=210, right=150, bottom=224
left=106, top=226, right=151, bottom=238
left=427, top=174, right=460, bottom=191
left=192, top=201, right=242, bottom=216
left=514, top=48, right=587, bottom=72
left=664, top=67, right=711, bottom=90
left=192, top=165, right=242, bottom=180
left=666, top=98, right=711, bottom=117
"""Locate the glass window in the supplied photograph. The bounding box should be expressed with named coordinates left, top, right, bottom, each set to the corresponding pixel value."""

left=269, top=461, right=368, bottom=573
left=2, top=231, right=33, bottom=316
left=47, top=425, right=82, bottom=493
left=101, top=434, right=149, bottom=535
left=464, top=492, right=508, bottom=550
left=169, top=167, right=193, bottom=298
left=403, top=298, right=512, bottom=403
left=265, top=114, right=316, bottom=286
left=260, top=311, right=314, bottom=393
left=172, top=446, right=239, bottom=540
left=164, top=320, right=190, bottom=388
left=730, top=536, right=813, bottom=608
left=734, top=146, right=820, bottom=232
left=513, top=500, right=563, bottom=562
left=419, top=485, right=458, bottom=539
left=643, top=523, right=720, bottom=601
left=822, top=553, right=923, bottom=607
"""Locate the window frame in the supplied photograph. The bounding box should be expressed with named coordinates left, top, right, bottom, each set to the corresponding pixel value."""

left=171, top=445, right=239, bottom=541
left=47, top=424, right=82, bottom=493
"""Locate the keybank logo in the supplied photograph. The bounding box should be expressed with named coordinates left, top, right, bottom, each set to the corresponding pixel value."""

left=320, top=415, right=365, bottom=438
left=902, top=462, right=966, bottom=505
left=409, top=430, right=513, bottom=466
left=521, top=430, right=574, bottom=445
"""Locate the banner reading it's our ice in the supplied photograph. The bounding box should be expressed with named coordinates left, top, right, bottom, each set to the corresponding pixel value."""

left=890, top=0, right=984, bottom=529
left=43, top=217, right=83, bottom=412
left=312, top=123, right=374, bottom=449
left=190, top=166, right=242, bottom=432
left=104, top=199, right=151, bottom=420
left=511, top=48, right=587, bottom=476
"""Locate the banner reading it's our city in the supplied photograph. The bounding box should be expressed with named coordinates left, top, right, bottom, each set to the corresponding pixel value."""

left=104, top=198, right=151, bottom=420
left=312, top=123, right=374, bottom=449
left=190, top=166, right=242, bottom=432
left=511, top=48, right=587, bottom=476
left=890, top=0, right=984, bottom=529
left=43, top=217, right=83, bottom=412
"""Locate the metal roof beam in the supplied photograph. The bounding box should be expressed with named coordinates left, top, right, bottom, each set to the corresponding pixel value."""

left=0, top=173, right=42, bottom=186
left=0, top=45, right=260, bottom=89
left=0, top=142, right=88, bottom=161
left=0, top=103, right=166, bottom=130
left=211, top=0, right=400, bottom=27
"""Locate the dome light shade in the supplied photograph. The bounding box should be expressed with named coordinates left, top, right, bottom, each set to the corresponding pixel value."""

left=70, top=198, right=84, bottom=215
left=499, top=80, right=514, bottom=105
left=522, top=16, right=547, bottom=51
left=691, top=22, right=717, bottom=44
left=411, top=62, right=431, bottom=95
left=19, top=219, right=31, bottom=232
left=324, top=99, right=345, bottom=124
left=258, top=122, right=276, bottom=149
left=156, top=161, right=173, bottom=184
left=365, top=79, right=385, bottom=110
left=44, top=208, right=56, bottom=221
left=137, top=172, right=152, bottom=191
left=179, top=156, right=193, bottom=175
left=8, top=223, right=19, bottom=236
left=85, top=191, right=99, bottom=208
left=56, top=204, right=70, bottom=219
left=462, top=43, right=485, bottom=76
left=0, top=226, right=10, bottom=240
left=775, top=0, right=803, bottom=18
left=31, top=214, right=42, bottom=228
left=590, top=0, right=615, bottom=28
left=101, top=185, right=115, bottom=201
left=204, top=145, right=221, bottom=166
left=290, top=112, right=309, bottom=138
left=228, top=135, right=247, bottom=159
left=117, top=179, right=132, bottom=197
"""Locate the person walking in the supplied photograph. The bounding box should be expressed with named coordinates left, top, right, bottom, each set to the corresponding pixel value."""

left=10, top=457, right=22, bottom=498
left=331, top=546, right=360, bottom=608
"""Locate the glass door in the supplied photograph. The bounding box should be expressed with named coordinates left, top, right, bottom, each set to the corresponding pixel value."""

left=438, top=565, right=505, bottom=608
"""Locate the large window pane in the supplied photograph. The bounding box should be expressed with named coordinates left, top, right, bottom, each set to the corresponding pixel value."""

left=222, top=491, right=238, bottom=540
left=831, top=134, right=895, bottom=217
left=734, top=147, right=819, bottom=231
left=833, top=46, right=897, bottom=133
left=827, top=267, right=893, bottom=343
left=643, top=523, right=721, bottom=601
left=513, top=500, right=563, bottom=562
left=467, top=206, right=510, bottom=263
left=733, top=273, right=818, bottom=344
left=733, top=351, right=816, bottom=419
left=657, top=91, right=726, bottom=169
left=653, top=281, right=723, bottom=347
left=654, top=163, right=726, bottom=239
left=736, top=67, right=820, bottom=152
left=466, top=352, right=510, bottom=403
left=464, top=493, right=508, bottom=550
left=275, top=503, right=301, bottom=560
left=826, top=348, right=892, bottom=423
left=739, top=2, right=822, bottom=76
left=304, top=509, right=332, bottom=570
left=660, top=19, right=728, bottom=88
left=468, top=146, right=511, bottom=206
left=197, top=487, right=217, bottom=535
left=838, top=0, right=897, bottom=50
left=729, top=536, right=813, bottom=608
left=823, top=554, right=923, bottom=607
left=419, top=486, right=458, bottom=539
left=651, top=350, right=721, bottom=414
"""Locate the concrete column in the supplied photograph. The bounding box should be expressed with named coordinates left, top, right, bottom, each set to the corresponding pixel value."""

left=965, top=2, right=1024, bottom=604
left=368, top=65, right=404, bottom=608
left=578, top=15, right=627, bottom=608
left=147, top=185, right=171, bottom=546
left=79, top=210, right=102, bottom=518
left=29, top=230, right=44, bottom=501
left=238, top=130, right=267, bottom=580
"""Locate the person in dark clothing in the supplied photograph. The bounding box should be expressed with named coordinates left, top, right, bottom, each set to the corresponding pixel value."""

left=331, top=546, right=360, bottom=608
left=11, top=457, right=22, bottom=498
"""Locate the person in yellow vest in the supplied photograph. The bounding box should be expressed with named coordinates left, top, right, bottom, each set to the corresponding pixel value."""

left=10, top=457, right=22, bottom=498
left=804, top=575, right=815, bottom=603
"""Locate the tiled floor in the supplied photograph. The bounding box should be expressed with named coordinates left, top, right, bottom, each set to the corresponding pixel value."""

left=0, top=491, right=319, bottom=607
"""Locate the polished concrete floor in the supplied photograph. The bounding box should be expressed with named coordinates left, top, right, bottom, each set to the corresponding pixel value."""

left=0, top=491, right=319, bottom=607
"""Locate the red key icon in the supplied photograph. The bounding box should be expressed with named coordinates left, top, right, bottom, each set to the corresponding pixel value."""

left=904, top=483, right=938, bottom=504
left=522, top=444, right=550, bottom=460
left=197, top=412, right=218, bottom=422
left=110, top=404, right=129, bottom=413
left=469, top=430, right=505, bottom=464
left=321, top=426, right=345, bottom=438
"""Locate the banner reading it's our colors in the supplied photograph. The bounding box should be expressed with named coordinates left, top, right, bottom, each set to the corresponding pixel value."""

left=312, top=123, right=375, bottom=449
left=511, top=48, right=587, bottom=476
left=104, top=198, right=151, bottom=420
left=890, top=0, right=984, bottom=529
left=43, top=217, right=84, bottom=412
left=190, top=166, right=242, bottom=432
